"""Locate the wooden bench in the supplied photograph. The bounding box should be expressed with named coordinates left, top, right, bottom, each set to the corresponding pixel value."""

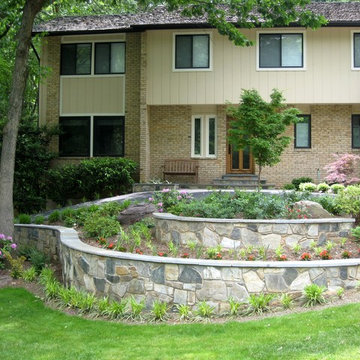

left=162, top=159, right=199, bottom=183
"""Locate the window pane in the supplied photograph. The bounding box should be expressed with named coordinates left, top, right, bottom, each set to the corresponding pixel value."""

left=93, top=116, right=124, bottom=156
left=282, top=34, right=302, bottom=67
left=59, top=117, right=90, bottom=156
left=193, top=35, right=209, bottom=68
left=176, top=35, right=192, bottom=68
left=76, top=44, right=91, bottom=74
left=61, top=44, right=76, bottom=75
left=353, top=116, right=360, bottom=148
left=111, top=43, right=125, bottom=73
left=243, top=146, right=250, bottom=169
left=194, top=117, right=201, bottom=155
left=295, top=117, right=310, bottom=148
left=232, top=149, right=240, bottom=170
left=259, top=34, right=280, bottom=67
left=355, top=34, right=360, bottom=68
left=208, top=117, right=216, bottom=155
left=95, top=43, right=110, bottom=74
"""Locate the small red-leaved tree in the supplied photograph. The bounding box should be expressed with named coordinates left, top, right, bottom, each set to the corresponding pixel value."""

left=324, top=153, right=360, bottom=185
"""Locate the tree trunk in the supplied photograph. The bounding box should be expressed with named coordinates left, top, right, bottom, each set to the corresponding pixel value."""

left=257, top=165, right=262, bottom=192
left=0, top=0, right=46, bottom=237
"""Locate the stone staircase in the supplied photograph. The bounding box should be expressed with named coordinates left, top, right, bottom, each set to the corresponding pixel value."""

left=212, top=174, right=274, bottom=190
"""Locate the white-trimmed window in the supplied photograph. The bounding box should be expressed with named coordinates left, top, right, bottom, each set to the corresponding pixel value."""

left=258, top=32, right=304, bottom=69
left=353, top=32, right=360, bottom=69
left=191, top=115, right=216, bottom=158
left=61, top=42, right=126, bottom=75
left=174, top=33, right=211, bottom=71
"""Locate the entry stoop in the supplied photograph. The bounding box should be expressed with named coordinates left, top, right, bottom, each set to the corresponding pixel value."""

left=212, top=174, right=274, bottom=189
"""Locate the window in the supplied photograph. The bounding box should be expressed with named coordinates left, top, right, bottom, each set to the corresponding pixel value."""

left=191, top=115, right=216, bottom=157
left=95, top=42, right=125, bottom=74
left=61, top=42, right=125, bottom=75
left=59, top=116, right=124, bottom=157
left=352, top=115, right=360, bottom=148
left=259, top=33, right=303, bottom=68
left=61, top=44, right=92, bottom=75
left=295, top=115, right=311, bottom=148
left=353, top=33, right=360, bottom=68
left=175, top=34, right=210, bottom=69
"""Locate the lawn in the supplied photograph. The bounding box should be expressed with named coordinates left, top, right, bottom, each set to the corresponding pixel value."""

left=1, top=288, right=360, bottom=359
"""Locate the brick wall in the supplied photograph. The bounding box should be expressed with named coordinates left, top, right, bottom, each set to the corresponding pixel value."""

left=147, top=104, right=360, bottom=186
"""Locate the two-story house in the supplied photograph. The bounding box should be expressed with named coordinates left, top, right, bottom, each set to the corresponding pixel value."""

left=33, top=2, right=360, bottom=187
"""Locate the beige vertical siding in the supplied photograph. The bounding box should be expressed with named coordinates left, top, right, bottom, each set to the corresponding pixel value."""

left=147, top=27, right=360, bottom=105
left=60, top=76, right=125, bottom=115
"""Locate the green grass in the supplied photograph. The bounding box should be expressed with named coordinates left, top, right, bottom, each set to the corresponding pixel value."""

left=2, top=288, right=360, bottom=360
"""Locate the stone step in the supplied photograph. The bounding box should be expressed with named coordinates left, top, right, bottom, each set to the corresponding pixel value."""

left=213, top=179, right=267, bottom=186
left=222, top=174, right=259, bottom=180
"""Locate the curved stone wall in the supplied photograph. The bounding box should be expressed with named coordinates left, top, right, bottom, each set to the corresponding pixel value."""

left=14, top=224, right=360, bottom=312
left=154, top=213, right=355, bottom=250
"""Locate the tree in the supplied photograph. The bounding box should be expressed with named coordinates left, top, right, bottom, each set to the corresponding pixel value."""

left=227, top=89, right=300, bottom=190
left=0, top=0, right=326, bottom=237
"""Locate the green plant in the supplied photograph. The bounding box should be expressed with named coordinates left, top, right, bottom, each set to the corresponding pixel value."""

left=46, top=158, right=137, bottom=206
left=275, top=246, right=285, bottom=260
left=22, top=266, right=37, bottom=282
left=258, top=246, right=269, bottom=260
left=168, top=240, right=179, bottom=257
left=299, top=182, right=317, bottom=192
left=303, top=284, right=326, bottom=307
left=106, top=299, right=128, bottom=319
left=4, top=253, right=25, bottom=279
left=44, top=279, right=61, bottom=300
left=28, top=248, right=50, bottom=274
left=248, top=293, right=274, bottom=314
left=317, top=183, right=330, bottom=192
left=292, top=243, right=301, bottom=255
left=151, top=300, right=168, bottom=321
left=196, top=301, right=215, bottom=318
left=325, top=241, right=334, bottom=252
left=336, top=288, right=344, bottom=299
left=228, top=297, right=242, bottom=315
left=48, top=210, right=60, bottom=223
left=176, top=304, right=191, bottom=320
left=335, top=185, right=360, bottom=223
left=291, top=177, right=313, bottom=190
left=280, top=293, right=293, bottom=310
left=195, top=244, right=204, bottom=259
left=34, top=216, right=45, bottom=225
left=300, top=252, right=311, bottom=261
left=83, top=213, right=121, bottom=238
left=310, top=240, right=317, bottom=251
left=342, top=250, right=352, bottom=259
left=17, top=214, right=31, bottom=224
left=186, top=240, right=197, bottom=251
left=97, top=297, right=110, bottom=317
left=38, top=267, right=56, bottom=285
left=340, top=238, right=347, bottom=248
left=283, top=183, right=296, bottom=190
left=330, top=183, right=345, bottom=194
left=129, top=296, right=145, bottom=319
left=351, top=226, right=360, bottom=239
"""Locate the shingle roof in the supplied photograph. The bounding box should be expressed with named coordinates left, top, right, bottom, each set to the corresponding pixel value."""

left=33, top=2, right=360, bottom=35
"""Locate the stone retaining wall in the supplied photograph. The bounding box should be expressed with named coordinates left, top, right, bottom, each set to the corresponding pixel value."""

left=154, top=213, right=355, bottom=251
left=14, top=224, right=360, bottom=313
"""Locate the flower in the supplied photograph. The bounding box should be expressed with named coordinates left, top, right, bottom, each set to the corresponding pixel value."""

left=158, top=252, right=167, bottom=257
left=135, top=248, right=143, bottom=255
left=10, top=243, right=17, bottom=250
left=6, top=236, right=12, bottom=241
left=107, top=242, right=115, bottom=249
left=181, top=253, right=189, bottom=258
left=279, top=254, right=287, bottom=261
left=342, top=250, right=351, bottom=259
left=0, top=234, right=5, bottom=240
left=157, top=202, right=163, bottom=207
left=162, top=188, right=170, bottom=193
left=215, top=253, right=222, bottom=260
left=148, top=197, right=154, bottom=202
left=177, top=196, right=182, bottom=200
left=247, top=255, right=255, bottom=261
left=319, top=249, right=331, bottom=260
left=179, top=190, right=188, bottom=195
left=301, top=252, right=311, bottom=261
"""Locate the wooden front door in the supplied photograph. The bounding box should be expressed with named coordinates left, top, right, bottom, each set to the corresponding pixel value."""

left=226, top=118, right=254, bottom=174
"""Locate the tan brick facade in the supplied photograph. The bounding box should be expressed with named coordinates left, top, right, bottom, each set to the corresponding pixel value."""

left=145, top=104, right=360, bottom=186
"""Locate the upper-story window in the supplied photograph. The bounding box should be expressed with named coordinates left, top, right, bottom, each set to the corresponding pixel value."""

left=353, top=33, right=360, bottom=68
left=95, top=43, right=125, bottom=74
left=259, top=33, right=303, bottom=69
left=175, top=34, right=210, bottom=70
left=61, top=42, right=125, bottom=75
left=61, top=43, right=92, bottom=75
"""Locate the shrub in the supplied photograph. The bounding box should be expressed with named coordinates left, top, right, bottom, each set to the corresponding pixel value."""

left=151, top=300, right=168, bottom=321
left=28, top=249, right=50, bottom=274
left=303, top=284, right=326, bottom=307
left=105, top=299, right=128, bottom=319
left=291, top=177, right=313, bottom=190
left=83, top=214, right=121, bottom=238
left=22, top=267, right=37, bottom=282
left=351, top=226, right=360, bottom=239
left=324, top=153, right=360, bottom=185
left=330, top=183, right=345, bottom=194
left=335, top=185, right=360, bottom=222
left=314, top=196, right=340, bottom=215
left=17, top=214, right=31, bottom=224
left=317, top=183, right=330, bottom=192
left=283, top=183, right=296, bottom=190
left=176, top=304, right=191, bottom=320
left=299, top=182, right=317, bottom=192
left=34, top=216, right=45, bottom=225
left=5, top=253, right=25, bottom=279
left=280, top=293, right=293, bottom=310
left=46, top=157, right=137, bottom=206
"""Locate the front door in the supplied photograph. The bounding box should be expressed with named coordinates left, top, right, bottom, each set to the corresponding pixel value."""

left=226, top=117, right=254, bottom=174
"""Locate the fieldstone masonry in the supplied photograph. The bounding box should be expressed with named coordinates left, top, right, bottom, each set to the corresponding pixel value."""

left=154, top=213, right=355, bottom=251
left=14, top=223, right=360, bottom=313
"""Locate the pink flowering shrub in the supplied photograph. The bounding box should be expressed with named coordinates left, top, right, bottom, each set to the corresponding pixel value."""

left=148, top=188, right=193, bottom=212
left=0, top=234, right=17, bottom=269
left=324, top=153, right=360, bottom=185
